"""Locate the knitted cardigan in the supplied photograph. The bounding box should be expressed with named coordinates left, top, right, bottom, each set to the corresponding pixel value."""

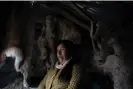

left=38, top=60, right=81, bottom=89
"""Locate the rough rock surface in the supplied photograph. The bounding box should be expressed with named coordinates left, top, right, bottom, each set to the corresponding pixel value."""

left=1, top=78, right=27, bottom=89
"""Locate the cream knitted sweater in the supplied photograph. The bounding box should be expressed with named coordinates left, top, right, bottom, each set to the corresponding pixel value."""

left=38, top=61, right=81, bottom=89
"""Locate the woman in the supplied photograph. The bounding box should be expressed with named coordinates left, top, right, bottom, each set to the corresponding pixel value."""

left=38, top=40, right=82, bottom=89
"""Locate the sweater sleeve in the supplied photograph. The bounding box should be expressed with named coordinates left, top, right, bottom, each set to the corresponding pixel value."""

left=38, top=73, right=48, bottom=89
left=66, top=64, right=81, bottom=89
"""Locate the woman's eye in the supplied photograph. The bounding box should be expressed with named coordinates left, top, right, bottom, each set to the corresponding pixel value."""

left=58, top=50, right=62, bottom=55
left=61, top=49, right=66, bottom=51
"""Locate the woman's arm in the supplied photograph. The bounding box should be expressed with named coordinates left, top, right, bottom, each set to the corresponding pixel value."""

left=66, top=64, right=82, bottom=89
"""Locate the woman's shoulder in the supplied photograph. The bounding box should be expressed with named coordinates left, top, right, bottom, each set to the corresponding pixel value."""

left=73, top=62, right=80, bottom=67
left=73, top=62, right=81, bottom=71
left=71, top=62, right=82, bottom=78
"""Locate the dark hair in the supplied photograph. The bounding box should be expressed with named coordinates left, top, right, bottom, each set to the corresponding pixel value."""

left=57, top=40, right=74, bottom=59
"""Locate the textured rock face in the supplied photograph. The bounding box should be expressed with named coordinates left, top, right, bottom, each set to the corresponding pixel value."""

left=2, top=78, right=28, bottom=89
left=91, top=22, right=133, bottom=89
left=0, top=2, right=35, bottom=89
left=93, top=55, right=132, bottom=89
left=0, top=58, right=19, bottom=89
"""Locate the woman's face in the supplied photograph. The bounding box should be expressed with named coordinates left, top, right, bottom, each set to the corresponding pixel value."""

left=57, top=44, right=67, bottom=63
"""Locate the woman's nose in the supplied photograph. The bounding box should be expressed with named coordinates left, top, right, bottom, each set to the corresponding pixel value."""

left=58, top=50, right=62, bottom=55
